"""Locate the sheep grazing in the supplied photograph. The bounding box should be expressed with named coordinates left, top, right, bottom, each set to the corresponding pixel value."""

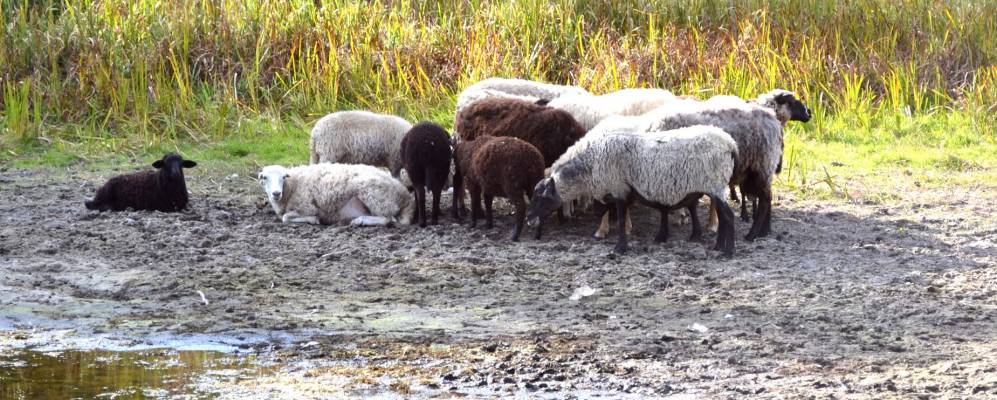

left=546, top=88, right=677, bottom=131
left=259, top=163, right=414, bottom=226
left=526, top=126, right=738, bottom=256
left=454, top=97, right=586, bottom=167
left=400, top=122, right=454, bottom=227
left=453, top=136, right=546, bottom=241
left=85, top=154, right=197, bottom=212
left=309, top=110, right=413, bottom=179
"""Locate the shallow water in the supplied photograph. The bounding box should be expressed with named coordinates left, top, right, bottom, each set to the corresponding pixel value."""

left=0, top=348, right=260, bottom=399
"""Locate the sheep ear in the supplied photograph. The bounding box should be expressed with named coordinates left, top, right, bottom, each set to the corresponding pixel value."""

left=774, top=93, right=794, bottom=104
left=182, top=160, right=197, bottom=168
left=152, top=160, right=165, bottom=169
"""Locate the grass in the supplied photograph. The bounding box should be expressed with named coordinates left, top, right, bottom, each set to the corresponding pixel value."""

left=1, top=0, right=996, bottom=200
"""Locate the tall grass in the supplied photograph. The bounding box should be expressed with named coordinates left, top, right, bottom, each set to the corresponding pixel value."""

left=1, top=0, right=995, bottom=155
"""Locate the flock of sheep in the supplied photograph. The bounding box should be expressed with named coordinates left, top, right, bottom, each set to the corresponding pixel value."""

left=85, top=78, right=812, bottom=257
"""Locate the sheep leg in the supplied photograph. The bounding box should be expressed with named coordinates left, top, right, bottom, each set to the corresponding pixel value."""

left=451, top=167, right=463, bottom=220
left=688, top=203, right=705, bottom=242
left=728, top=183, right=739, bottom=202
left=338, top=196, right=371, bottom=221
left=484, top=194, right=495, bottom=229
left=350, top=216, right=392, bottom=226
left=469, top=184, right=482, bottom=228
left=282, top=211, right=321, bottom=225
left=707, top=201, right=719, bottom=233
left=710, top=194, right=736, bottom=257
left=415, top=185, right=427, bottom=227
left=431, top=186, right=442, bottom=225
left=745, top=189, right=773, bottom=241
left=534, top=216, right=543, bottom=240
left=740, top=192, right=751, bottom=222
left=594, top=212, right=610, bottom=239
left=654, top=209, right=669, bottom=242
left=625, top=207, right=632, bottom=235
left=613, top=199, right=629, bottom=254
left=510, top=196, right=526, bottom=242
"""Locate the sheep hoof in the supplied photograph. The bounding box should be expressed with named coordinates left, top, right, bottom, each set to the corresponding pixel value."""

left=654, top=233, right=669, bottom=243
left=688, top=233, right=702, bottom=243
left=613, top=243, right=628, bottom=254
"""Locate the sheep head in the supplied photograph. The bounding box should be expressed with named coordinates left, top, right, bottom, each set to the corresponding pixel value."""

left=152, top=154, right=196, bottom=182
left=526, top=177, right=562, bottom=227
left=259, top=165, right=291, bottom=214
left=758, top=89, right=811, bottom=124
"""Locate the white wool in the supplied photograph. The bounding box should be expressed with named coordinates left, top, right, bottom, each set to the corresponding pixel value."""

left=550, top=125, right=737, bottom=207
left=637, top=99, right=783, bottom=188
left=455, top=78, right=589, bottom=116
left=259, top=163, right=414, bottom=226
left=309, top=110, right=413, bottom=178
left=547, top=88, right=678, bottom=131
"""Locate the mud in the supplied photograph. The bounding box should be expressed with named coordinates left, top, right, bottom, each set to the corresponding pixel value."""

left=1, top=165, right=995, bottom=398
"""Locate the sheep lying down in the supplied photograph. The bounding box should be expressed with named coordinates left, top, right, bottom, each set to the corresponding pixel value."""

left=259, top=164, right=414, bottom=226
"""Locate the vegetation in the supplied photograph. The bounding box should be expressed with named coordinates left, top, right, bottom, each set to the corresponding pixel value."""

left=1, top=0, right=995, bottom=197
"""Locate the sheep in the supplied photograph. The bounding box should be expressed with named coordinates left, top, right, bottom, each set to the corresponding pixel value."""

left=454, top=97, right=586, bottom=167
left=545, top=88, right=677, bottom=131
left=525, top=126, right=738, bottom=256
left=309, top=110, right=413, bottom=179
left=703, top=89, right=811, bottom=225
left=258, top=163, right=414, bottom=226
left=453, top=136, right=546, bottom=241
left=85, top=154, right=197, bottom=212
left=631, top=98, right=789, bottom=241
left=455, top=77, right=589, bottom=114
left=400, top=122, right=454, bottom=227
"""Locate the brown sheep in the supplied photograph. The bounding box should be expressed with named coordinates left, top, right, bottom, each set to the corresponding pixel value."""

left=454, top=97, right=586, bottom=167
left=453, top=136, right=546, bottom=241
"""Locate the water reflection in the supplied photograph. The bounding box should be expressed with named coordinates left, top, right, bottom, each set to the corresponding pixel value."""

left=0, top=349, right=258, bottom=399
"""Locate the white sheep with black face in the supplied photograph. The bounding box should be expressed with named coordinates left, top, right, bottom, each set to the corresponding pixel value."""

left=259, top=163, right=414, bottom=226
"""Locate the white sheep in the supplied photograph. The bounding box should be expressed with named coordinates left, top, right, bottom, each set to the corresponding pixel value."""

left=259, top=163, right=414, bottom=226
left=454, top=78, right=589, bottom=121
left=546, top=88, right=677, bottom=131
left=525, top=126, right=738, bottom=256
left=635, top=98, right=786, bottom=241
left=309, top=110, right=413, bottom=179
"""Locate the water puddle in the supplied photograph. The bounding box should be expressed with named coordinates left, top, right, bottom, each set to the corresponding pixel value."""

left=0, top=348, right=265, bottom=399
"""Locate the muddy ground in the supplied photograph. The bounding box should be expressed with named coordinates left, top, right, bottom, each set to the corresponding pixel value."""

left=1, top=164, right=995, bottom=398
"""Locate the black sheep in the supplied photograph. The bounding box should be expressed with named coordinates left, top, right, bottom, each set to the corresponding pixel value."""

left=85, top=154, right=197, bottom=212
left=400, top=122, right=454, bottom=227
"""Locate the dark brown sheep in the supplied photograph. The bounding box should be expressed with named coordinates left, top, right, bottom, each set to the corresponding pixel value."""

left=85, top=154, right=197, bottom=212
left=453, top=136, right=546, bottom=241
left=400, top=122, right=454, bottom=227
left=454, top=97, right=586, bottom=167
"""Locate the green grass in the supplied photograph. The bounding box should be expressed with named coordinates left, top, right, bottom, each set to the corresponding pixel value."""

left=2, top=0, right=996, bottom=200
